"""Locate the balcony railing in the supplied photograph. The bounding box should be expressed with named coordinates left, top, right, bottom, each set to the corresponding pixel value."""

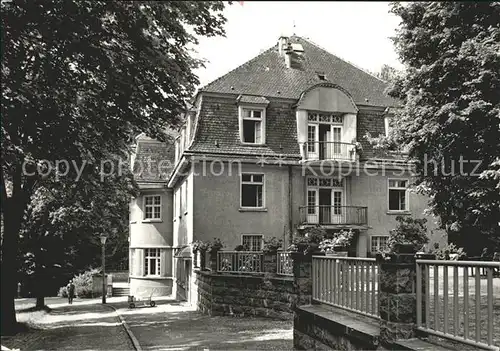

left=304, top=141, right=356, bottom=161
left=299, top=205, right=368, bottom=226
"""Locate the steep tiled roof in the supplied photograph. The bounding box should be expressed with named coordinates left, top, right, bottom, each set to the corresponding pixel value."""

left=200, top=36, right=398, bottom=107
left=188, top=95, right=300, bottom=158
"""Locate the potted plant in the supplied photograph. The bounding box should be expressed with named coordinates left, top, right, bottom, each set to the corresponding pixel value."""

left=288, top=226, right=325, bottom=255
left=191, top=240, right=210, bottom=270
left=207, top=238, right=224, bottom=271
left=319, top=229, right=354, bottom=256
left=386, top=216, right=429, bottom=255
left=262, top=237, right=283, bottom=255
left=262, top=237, right=283, bottom=274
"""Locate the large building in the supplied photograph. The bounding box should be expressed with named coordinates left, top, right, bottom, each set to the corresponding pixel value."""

left=128, top=36, right=446, bottom=302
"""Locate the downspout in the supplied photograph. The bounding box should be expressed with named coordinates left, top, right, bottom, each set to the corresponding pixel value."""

left=288, top=165, right=293, bottom=246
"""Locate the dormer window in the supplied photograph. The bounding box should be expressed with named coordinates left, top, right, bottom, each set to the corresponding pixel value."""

left=239, top=107, right=266, bottom=144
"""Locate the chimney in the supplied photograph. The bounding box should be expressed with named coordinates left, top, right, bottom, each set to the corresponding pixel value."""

left=278, top=36, right=288, bottom=56
left=284, top=42, right=293, bottom=68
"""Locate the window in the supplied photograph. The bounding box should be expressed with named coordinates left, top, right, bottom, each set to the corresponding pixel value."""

left=242, top=235, right=263, bottom=251
left=241, top=174, right=264, bottom=208
left=388, top=179, right=408, bottom=211
left=144, top=248, right=161, bottom=276
left=307, top=190, right=316, bottom=214
left=144, top=195, right=161, bottom=220
left=333, top=191, right=342, bottom=215
left=371, top=236, right=389, bottom=253
left=240, top=108, right=265, bottom=144
left=307, top=125, right=317, bottom=153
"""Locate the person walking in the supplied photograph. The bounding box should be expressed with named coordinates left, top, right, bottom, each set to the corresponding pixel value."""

left=67, top=280, right=75, bottom=304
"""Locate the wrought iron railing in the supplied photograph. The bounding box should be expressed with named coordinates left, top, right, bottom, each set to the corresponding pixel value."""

left=299, top=205, right=368, bottom=225
left=217, top=251, right=263, bottom=273
left=277, top=251, right=293, bottom=276
left=304, top=141, right=356, bottom=161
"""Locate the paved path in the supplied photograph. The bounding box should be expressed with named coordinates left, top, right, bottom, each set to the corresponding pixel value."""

left=3, top=298, right=134, bottom=351
left=107, top=299, right=293, bottom=350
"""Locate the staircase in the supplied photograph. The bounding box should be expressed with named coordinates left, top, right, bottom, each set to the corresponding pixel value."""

left=112, top=286, right=130, bottom=297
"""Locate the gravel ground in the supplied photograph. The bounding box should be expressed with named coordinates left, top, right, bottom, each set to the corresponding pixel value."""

left=2, top=299, right=134, bottom=351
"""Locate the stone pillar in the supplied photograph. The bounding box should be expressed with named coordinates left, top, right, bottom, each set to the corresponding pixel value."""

left=378, top=252, right=417, bottom=346
left=292, top=252, right=313, bottom=307
left=263, top=252, right=277, bottom=274
left=209, top=250, right=218, bottom=271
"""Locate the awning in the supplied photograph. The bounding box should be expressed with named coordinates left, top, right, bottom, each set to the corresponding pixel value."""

left=174, top=246, right=192, bottom=260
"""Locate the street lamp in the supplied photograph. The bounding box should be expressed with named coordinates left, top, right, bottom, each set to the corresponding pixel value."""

left=100, top=234, right=108, bottom=304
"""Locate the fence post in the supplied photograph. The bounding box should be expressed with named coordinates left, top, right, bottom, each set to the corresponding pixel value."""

left=292, top=249, right=324, bottom=307
left=377, top=250, right=418, bottom=346
left=292, top=252, right=314, bottom=307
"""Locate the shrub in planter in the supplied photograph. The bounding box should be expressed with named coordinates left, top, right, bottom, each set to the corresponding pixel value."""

left=191, top=240, right=210, bottom=252
left=387, top=216, right=429, bottom=254
left=433, top=242, right=466, bottom=260
left=234, top=244, right=250, bottom=251
left=288, top=226, right=326, bottom=255
left=208, top=238, right=224, bottom=253
left=262, top=237, right=283, bottom=254
left=319, top=229, right=355, bottom=254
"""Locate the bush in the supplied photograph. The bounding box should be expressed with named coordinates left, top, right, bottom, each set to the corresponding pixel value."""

left=433, top=242, right=466, bottom=260
left=57, top=267, right=101, bottom=298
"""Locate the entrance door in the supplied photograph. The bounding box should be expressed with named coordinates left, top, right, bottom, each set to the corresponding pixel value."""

left=319, top=188, right=332, bottom=224
left=307, top=189, right=318, bottom=223
left=319, top=124, right=330, bottom=160
left=184, top=260, right=191, bottom=303
left=331, top=190, right=343, bottom=224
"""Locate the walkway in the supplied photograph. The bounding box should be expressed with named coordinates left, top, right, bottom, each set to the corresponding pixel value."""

left=107, top=298, right=293, bottom=350
left=2, top=298, right=134, bottom=351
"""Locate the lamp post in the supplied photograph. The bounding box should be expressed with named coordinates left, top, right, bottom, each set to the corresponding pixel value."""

left=100, top=234, right=108, bottom=304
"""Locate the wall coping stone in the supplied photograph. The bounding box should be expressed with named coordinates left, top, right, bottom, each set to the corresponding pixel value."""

left=297, top=305, right=380, bottom=347
left=393, top=338, right=456, bottom=351
left=196, top=270, right=294, bottom=282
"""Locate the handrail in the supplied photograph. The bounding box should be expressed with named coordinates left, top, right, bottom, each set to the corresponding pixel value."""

left=416, top=259, right=500, bottom=267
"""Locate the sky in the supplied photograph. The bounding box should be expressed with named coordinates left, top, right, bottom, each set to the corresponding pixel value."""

left=193, top=1, right=404, bottom=89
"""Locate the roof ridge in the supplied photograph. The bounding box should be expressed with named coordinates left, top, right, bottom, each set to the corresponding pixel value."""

left=199, top=42, right=278, bottom=92
left=299, top=36, right=389, bottom=85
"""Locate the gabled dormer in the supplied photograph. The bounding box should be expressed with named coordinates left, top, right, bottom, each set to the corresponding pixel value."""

left=295, top=83, right=359, bottom=162
left=237, top=95, right=270, bottom=145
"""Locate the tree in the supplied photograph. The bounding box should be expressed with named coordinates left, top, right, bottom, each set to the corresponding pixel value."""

left=375, top=64, right=400, bottom=83
left=386, top=2, right=500, bottom=253
left=1, top=0, right=227, bottom=334
left=19, top=156, right=135, bottom=308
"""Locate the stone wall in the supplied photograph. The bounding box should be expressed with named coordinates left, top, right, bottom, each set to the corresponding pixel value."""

left=196, top=270, right=298, bottom=320
left=294, top=305, right=383, bottom=350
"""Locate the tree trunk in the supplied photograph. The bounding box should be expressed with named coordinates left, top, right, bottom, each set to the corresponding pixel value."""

left=1, top=214, right=21, bottom=335
left=1, top=167, right=34, bottom=335
left=34, top=249, right=45, bottom=309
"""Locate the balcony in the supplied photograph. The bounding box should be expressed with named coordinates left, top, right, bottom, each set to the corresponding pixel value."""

left=299, top=205, right=368, bottom=227
left=304, top=141, right=356, bottom=161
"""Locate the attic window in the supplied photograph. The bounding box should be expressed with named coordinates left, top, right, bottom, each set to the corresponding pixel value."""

left=238, top=106, right=266, bottom=145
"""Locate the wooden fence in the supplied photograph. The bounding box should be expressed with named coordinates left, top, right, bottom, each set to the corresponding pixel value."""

left=416, top=259, right=500, bottom=351
left=312, top=256, right=380, bottom=319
